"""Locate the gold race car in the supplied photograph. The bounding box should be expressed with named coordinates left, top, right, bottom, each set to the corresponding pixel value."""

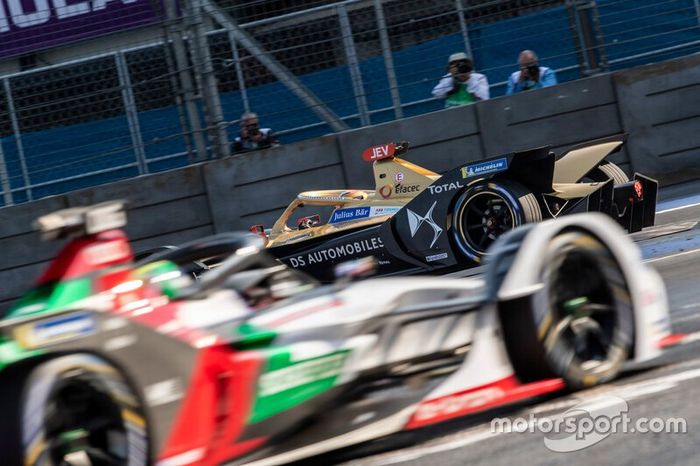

left=253, top=135, right=657, bottom=281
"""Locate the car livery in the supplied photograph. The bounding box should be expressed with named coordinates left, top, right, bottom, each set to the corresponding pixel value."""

left=0, top=202, right=674, bottom=466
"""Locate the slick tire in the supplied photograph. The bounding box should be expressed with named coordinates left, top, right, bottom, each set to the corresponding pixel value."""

left=586, top=161, right=629, bottom=185
left=0, top=354, right=149, bottom=466
left=452, top=179, right=541, bottom=263
left=499, top=231, right=634, bottom=389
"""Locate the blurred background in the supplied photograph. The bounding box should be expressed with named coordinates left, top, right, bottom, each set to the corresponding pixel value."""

left=0, top=0, right=698, bottom=205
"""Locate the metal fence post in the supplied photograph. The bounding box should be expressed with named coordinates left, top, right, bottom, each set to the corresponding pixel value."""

left=189, top=0, right=231, bottom=159
left=228, top=32, right=250, bottom=114
left=115, top=52, right=148, bottom=174
left=203, top=0, right=349, bottom=132
left=455, top=0, right=473, bottom=58
left=0, top=141, right=13, bottom=206
left=373, top=0, right=403, bottom=120
left=164, top=0, right=209, bottom=162
left=3, top=78, right=31, bottom=201
left=337, top=4, right=370, bottom=126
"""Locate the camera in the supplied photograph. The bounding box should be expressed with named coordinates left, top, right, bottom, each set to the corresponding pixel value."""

left=457, top=62, right=472, bottom=74
left=526, top=64, right=540, bottom=80
left=246, top=123, right=260, bottom=136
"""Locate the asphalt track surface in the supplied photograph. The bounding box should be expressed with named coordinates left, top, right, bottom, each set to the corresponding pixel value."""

left=302, top=191, right=700, bottom=466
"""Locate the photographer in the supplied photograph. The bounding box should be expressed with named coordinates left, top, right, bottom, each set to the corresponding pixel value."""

left=432, top=53, right=489, bottom=108
left=232, top=112, right=280, bottom=154
left=506, top=50, right=557, bottom=95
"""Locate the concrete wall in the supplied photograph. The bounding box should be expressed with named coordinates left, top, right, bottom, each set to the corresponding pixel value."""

left=1, top=54, right=698, bottom=310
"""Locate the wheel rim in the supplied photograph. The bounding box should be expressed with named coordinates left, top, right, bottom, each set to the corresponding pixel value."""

left=43, top=374, right=130, bottom=466
left=459, top=191, right=516, bottom=254
left=546, top=247, right=622, bottom=375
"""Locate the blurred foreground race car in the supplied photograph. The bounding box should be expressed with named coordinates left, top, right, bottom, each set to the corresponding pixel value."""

left=0, top=202, right=671, bottom=466
left=258, top=135, right=657, bottom=281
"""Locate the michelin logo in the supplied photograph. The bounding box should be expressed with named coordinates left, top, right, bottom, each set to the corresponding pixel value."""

left=461, top=158, right=508, bottom=178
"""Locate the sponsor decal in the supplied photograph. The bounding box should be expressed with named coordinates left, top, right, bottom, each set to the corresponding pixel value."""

left=426, top=252, right=448, bottom=262
left=394, top=184, right=421, bottom=195
left=145, top=378, right=184, bottom=407
left=394, top=172, right=405, bottom=183
left=407, top=201, right=443, bottom=248
left=330, top=207, right=370, bottom=224
left=258, top=352, right=348, bottom=397
left=428, top=180, right=464, bottom=195
left=413, top=387, right=505, bottom=423
left=327, top=206, right=399, bottom=223
left=461, top=157, right=508, bottom=178
left=362, top=143, right=396, bottom=162
left=379, top=184, right=393, bottom=198
left=15, top=312, right=96, bottom=348
left=0, top=0, right=159, bottom=61
left=288, top=237, right=384, bottom=267
left=84, top=239, right=131, bottom=265
left=369, top=206, right=401, bottom=217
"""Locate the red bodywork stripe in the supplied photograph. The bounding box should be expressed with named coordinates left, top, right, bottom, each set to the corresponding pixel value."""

left=658, top=333, right=688, bottom=348
left=406, top=376, right=565, bottom=429
left=158, top=346, right=265, bottom=466
left=37, top=229, right=132, bottom=285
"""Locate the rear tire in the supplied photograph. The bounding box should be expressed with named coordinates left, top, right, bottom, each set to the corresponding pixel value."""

left=0, top=354, right=149, bottom=466
left=587, top=161, right=629, bottom=185
left=451, top=179, right=541, bottom=263
left=499, top=231, right=634, bottom=389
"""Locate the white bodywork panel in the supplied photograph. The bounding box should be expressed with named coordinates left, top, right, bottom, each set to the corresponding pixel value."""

left=498, top=212, right=670, bottom=362
left=553, top=140, right=623, bottom=184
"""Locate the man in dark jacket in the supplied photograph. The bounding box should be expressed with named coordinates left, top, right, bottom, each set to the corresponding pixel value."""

left=233, top=112, right=280, bottom=153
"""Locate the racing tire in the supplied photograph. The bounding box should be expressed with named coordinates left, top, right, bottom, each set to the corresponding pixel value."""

left=451, top=179, right=542, bottom=262
left=586, top=161, right=629, bottom=185
left=0, top=354, right=149, bottom=466
left=499, top=231, right=635, bottom=389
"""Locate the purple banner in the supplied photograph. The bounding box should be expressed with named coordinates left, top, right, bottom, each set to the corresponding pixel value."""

left=0, top=0, right=163, bottom=60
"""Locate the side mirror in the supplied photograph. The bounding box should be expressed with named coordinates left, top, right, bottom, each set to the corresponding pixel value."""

left=249, top=224, right=267, bottom=238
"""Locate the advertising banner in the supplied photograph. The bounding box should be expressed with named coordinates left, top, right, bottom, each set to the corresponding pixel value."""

left=0, top=0, right=162, bottom=60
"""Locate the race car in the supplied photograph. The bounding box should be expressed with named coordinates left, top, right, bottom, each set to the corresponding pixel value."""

left=258, top=135, right=658, bottom=281
left=0, top=201, right=671, bottom=466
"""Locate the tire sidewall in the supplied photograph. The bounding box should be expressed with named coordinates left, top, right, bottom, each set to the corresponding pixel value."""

left=537, top=231, right=634, bottom=388
left=20, top=354, right=149, bottom=466
left=451, top=180, right=527, bottom=262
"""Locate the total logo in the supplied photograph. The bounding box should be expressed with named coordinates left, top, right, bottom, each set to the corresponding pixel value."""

left=427, top=181, right=463, bottom=195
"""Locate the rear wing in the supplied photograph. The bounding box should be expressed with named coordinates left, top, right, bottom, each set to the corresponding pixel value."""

left=36, top=201, right=127, bottom=240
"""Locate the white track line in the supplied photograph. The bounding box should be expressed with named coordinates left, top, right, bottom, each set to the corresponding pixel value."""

left=645, top=248, right=700, bottom=263
left=657, top=200, right=700, bottom=214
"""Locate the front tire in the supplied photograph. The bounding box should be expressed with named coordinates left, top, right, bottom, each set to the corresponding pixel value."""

left=0, top=354, right=149, bottom=466
left=451, top=180, right=542, bottom=262
left=499, top=231, right=635, bottom=389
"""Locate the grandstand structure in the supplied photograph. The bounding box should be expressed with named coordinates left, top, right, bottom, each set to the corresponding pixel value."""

left=0, top=0, right=697, bottom=205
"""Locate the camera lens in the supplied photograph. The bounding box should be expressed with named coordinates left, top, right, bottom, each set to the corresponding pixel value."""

left=457, top=63, right=471, bottom=74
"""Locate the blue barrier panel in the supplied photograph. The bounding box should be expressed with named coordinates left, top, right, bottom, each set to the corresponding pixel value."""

left=599, top=0, right=700, bottom=70
left=1, top=0, right=696, bottom=203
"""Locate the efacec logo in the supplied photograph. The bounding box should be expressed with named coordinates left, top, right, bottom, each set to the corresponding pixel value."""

left=407, top=201, right=443, bottom=248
